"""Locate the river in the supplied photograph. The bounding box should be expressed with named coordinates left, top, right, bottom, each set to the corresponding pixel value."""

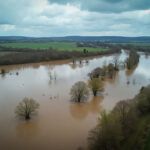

left=0, top=50, right=150, bottom=150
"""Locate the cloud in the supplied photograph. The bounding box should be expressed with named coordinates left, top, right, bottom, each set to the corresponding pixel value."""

left=48, top=0, right=150, bottom=13
left=0, top=24, right=16, bottom=31
left=0, top=0, right=150, bottom=36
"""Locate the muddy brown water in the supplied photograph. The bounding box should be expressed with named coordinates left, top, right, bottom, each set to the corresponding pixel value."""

left=0, top=51, right=150, bottom=150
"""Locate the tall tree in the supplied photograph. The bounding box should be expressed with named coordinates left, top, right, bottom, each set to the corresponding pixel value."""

left=70, top=81, right=89, bottom=102
left=89, top=78, right=104, bottom=96
left=15, top=98, right=40, bottom=120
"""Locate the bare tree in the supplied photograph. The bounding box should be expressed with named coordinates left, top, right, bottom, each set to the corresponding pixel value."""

left=113, top=55, right=119, bottom=71
left=108, top=63, right=115, bottom=79
left=15, top=98, right=40, bottom=120
left=79, top=59, right=82, bottom=64
left=126, top=50, right=139, bottom=70
left=72, top=57, right=76, bottom=64
left=89, top=78, right=104, bottom=96
left=70, top=81, right=89, bottom=102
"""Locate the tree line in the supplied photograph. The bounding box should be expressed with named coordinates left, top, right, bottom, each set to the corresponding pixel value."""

left=0, top=45, right=120, bottom=65
left=88, top=85, right=150, bottom=150
left=77, top=42, right=150, bottom=53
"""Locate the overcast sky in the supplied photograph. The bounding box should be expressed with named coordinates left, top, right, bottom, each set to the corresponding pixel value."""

left=0, top=0, right=150, bottom=37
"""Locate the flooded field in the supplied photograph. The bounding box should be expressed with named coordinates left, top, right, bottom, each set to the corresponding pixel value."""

left=0, top=51, right=150, bottom=150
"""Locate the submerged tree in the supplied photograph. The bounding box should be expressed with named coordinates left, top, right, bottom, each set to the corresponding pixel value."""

left=113, top=55, right=120, bottom=71
left=107, top=63, right=115, bottom=79
left=72, top=57, right=76, bottom=64
left=126, top=50, right=139, bottom=70
left=88, top=67, right=103, bottom=79
left=89, top=78, right=104, bottom=96
left=15, top=98, right=40, bottom=120
left=70, top=81, right=89, bottom=102
left=79, top=59, right=82, bottom=64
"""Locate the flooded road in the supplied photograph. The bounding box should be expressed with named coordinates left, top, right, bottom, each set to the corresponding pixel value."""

left=0, top=51, right=150, bottom=150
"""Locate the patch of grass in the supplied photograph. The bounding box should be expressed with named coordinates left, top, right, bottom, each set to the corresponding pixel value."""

left=0, top=42, right=109, bottom=52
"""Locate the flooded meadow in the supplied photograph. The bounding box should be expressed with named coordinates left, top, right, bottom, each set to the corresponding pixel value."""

left=0, top=51, right=150, bottom=150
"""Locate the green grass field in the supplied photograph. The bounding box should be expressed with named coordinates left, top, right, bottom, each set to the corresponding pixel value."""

left=0, top=42, right=109, bottom=52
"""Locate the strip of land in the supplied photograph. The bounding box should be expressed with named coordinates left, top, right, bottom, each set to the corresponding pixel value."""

left=0, top=41, right=149, bottom=66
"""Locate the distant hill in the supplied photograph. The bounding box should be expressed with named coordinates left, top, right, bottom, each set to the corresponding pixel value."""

left=0, top=36, right=150, bottom=43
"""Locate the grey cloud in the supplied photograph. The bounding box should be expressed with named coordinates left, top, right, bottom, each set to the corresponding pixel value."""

left=48, top=0, right=150, bottom=13
left=0, top=0, right=33, bottom=25
left=0, top=0, right=150, bottom=36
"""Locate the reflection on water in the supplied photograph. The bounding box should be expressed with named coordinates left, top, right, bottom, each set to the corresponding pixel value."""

left=0, top=50, right=150, bottom=150
left=105, top=71, right=119, bottom=84
left=70, top=96, right=104, bottom=120
left=16, top=120, right=39, bottom=140
left=125, top=65, right=137, bottom=76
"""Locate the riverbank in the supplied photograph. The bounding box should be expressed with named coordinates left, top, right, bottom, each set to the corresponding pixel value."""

left=0, top=48, right=120, bottom=66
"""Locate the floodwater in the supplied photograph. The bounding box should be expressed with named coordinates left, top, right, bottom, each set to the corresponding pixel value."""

left=0, top=51, right=150, bottom=150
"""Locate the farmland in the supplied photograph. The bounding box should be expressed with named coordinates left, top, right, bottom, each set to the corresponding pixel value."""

left=0, top=41, right=123, bottom=65
left=0, top=42, right=109, bottom=52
